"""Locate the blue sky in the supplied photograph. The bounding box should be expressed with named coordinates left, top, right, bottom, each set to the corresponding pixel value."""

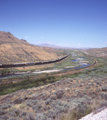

left=0, top=0, right=107, bottom=48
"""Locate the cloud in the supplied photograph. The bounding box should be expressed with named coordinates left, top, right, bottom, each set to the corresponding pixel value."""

left=77, top=43, right=82, bottom=46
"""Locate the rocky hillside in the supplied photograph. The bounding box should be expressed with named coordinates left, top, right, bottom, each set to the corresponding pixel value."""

left=86, top=47, right=107, bottom=58
left=0, top=31, right=62, bottom=64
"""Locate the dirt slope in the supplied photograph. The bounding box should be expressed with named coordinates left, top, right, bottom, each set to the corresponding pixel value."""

left=0, top=31, right=61, bottom=64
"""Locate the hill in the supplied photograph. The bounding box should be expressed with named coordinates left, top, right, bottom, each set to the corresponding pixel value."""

left=0, top=31, right=62, bottom=64
left=0, top=75, right=107, bottom=120
left=86, top=47, right=107, bottom=58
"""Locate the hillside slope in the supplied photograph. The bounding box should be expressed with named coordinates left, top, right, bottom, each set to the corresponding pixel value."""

left=86, top=47, right=107, bottom=58
left=0, top=75, right=107, bottom=120
left=0, top=31, right=61, bottom=64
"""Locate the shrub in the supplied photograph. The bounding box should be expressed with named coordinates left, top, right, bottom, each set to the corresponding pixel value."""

left=99, top=100, right=107, bottom=108
left=8, top=117, right=17, bottom=120
left=9, top=108, right=21, bottom=117
left=55, top=89, right=64, bottom=99
left=27, top=113, right=35, bottom=120
left=33, top=104, right=42, bottom=113
left=0, top=104, right=11, bottom=110
left=0, top=109, right=5, bottom=115
left=50, top=95, right=57, bottom=100
left=46, top=110, right=57, bottom=119
left=35, top=113, right=47, bottom=120
left=26, top=100, right=38, bottom=107
left=20, top=112, right=27, bottom=117
left=66, top=104, right=91, bottom=120
left=101, top=86, right=107, bottom=92
left=0, top=115, right=9, bottom=120
left=0, top=68, right=9, bottom=75
left=19, top=103, right=26, bottom=109
left=14, top=98, right=24, bottom=104
left=100, top=92, right=107, bottom=100
left=56, top=105, right=68, bottom=113
left=45, top=98, right=52, bottom=105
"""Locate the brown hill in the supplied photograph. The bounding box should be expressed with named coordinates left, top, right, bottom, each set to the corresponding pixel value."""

left=86, top=47, right=107, bottom=58
left=0, top=31, right=62, bottom=64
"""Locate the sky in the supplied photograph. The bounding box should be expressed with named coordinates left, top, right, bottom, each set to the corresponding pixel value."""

left=0, top=0, right=107, bottom=48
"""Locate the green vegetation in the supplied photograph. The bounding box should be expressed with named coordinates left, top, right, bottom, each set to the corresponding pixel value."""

left=0, top=75, right=56, bottom=95
left=0, top=71, right=83, bottom=95
left=0, top=68, right=17, bottom=75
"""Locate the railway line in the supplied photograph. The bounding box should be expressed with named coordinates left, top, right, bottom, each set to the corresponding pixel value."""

left=0, top=54, right=69, bottom=68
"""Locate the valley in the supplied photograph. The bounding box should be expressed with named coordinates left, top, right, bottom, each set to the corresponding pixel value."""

left=0, top=32, right=107, bottom=120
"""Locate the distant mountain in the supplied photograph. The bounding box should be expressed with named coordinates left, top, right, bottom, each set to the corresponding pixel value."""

left=37, top=43, right=91, bottom=50
left=36, top=43, right=62, bottom=48
left=37, top=43, right=74, bottom=49
left=0, top=31, right=62, bottom=64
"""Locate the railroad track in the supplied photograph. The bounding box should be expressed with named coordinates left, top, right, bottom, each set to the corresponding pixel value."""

left=0, top=55, right=69, bottom=68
